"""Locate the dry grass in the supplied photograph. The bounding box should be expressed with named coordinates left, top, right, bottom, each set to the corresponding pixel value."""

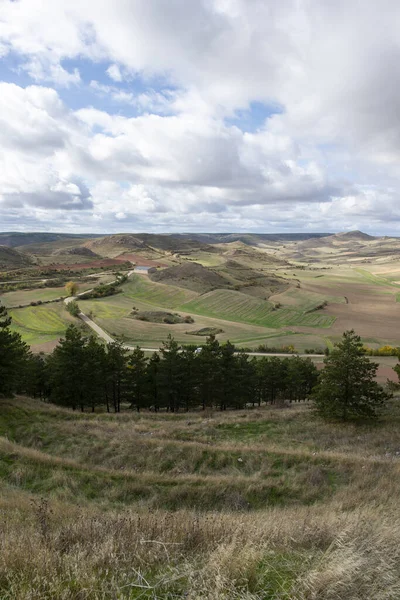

left=1, top=396, right=400, bottom=598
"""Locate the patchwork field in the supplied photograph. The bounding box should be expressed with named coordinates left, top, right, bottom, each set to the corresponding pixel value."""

left=79, top=294, right=296, bottom=347
left=9, top=303, right=76, bottom=346
left=2, top=230, right=400, bottom=351
left=1, top=395, right=400, bottom=598
left=181, top=289, right=335, bottom=328
left=122, top=275, right=198, bottom=308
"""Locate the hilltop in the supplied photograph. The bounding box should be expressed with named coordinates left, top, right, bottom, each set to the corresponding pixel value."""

left=85, top=234, right=150, bottom=257
left=0, top=246, right=33, bottom=269
left=0, top=232, right=100, bottom=249
left=150, top=261, right=229, bottom=293
left=51, top=246, right=100, bottom=258
left=335, top=230, right=376, bottom=241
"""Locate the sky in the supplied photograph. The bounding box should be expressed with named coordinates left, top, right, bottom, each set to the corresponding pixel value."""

left=1, top=0, right=400, bottom=235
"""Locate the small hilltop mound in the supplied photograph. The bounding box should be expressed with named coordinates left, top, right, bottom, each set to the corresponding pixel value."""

left=335, top=230, right=375, bottom=241
left=85, top=234, right=150, bottom=257
left=150, top=262, right=229, bottom=293
left=0, top=246, right=33, bottom=269
left=51, top=247, right=100, bottom=258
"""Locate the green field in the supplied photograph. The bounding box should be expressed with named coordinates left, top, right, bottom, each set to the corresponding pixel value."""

left=271, top=287, right=346, bottom=310
left=79, top=294, right=293, bottom=347
left=121, top=275, right=198, bottom=307
left=181, top=289, right=336, bottom=328
left=9, top=304, right=74, bottom=345
left=1, top=286, right=66, bottom=307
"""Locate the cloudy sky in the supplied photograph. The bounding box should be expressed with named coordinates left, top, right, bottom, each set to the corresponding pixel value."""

left=1, top=0, right=400, bottom=234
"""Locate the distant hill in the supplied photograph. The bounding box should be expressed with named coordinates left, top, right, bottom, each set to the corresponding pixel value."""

left=334, top=230, right=376, bottom=241
left=51, top=247, right=100, bottom=258
left=85, top=234, right=151, bottom=258
left=0, top=246, right=34, bottom=269
left=150, top=259, right=289, bottom=297
left=172, top=233, right=332, bottom=246
left=86, top=233, right=217, bottom=257
left=0, top=232, right=101, bottom=248
left=134, top=234, right=218, bottom=254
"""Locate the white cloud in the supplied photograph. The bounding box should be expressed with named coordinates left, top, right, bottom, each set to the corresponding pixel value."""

left=1, top=2, right=400, bottom=232
left=106, top=63, right=122, bottom=82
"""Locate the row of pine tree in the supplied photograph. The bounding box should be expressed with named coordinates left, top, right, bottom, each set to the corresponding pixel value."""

left=0, top=305, right=319, bottom=412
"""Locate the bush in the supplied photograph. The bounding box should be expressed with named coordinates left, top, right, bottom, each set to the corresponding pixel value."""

left=66, top=300, right=80, bottom=317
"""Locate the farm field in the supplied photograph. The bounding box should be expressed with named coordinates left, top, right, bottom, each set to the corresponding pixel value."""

left=1, top=286, right=66, bottom=307
left=0, top=272, right=117, bottom=308
left=79, top=294, right=296, bottom=347
left=2, top=231, right=400, bottom=351
left=181, top=289, right=336, bottom=328
left=121, top=275, right=198, bottom=308
left=1, top=395, right=400, bottom=598
left=9, top=303, right=76, bottom=347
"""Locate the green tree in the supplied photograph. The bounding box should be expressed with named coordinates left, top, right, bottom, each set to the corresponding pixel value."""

left=104, top=341, right=129, bottom=413
left=312, top=330, right=390, bottom=420
left=48, top=325, right=87, bottom=410
left=196, top=335, right=221, bottom=410
left=0, top=303, right=30, bottom=396
left=65, top=281, right=78, bottom=297
left=127, top=346, right=148, bottom=411
left=65, top=300, right=80, bottom=317
left=83, top=336, right=107, bottom=412
left=158, top=335, right=183, bottom=412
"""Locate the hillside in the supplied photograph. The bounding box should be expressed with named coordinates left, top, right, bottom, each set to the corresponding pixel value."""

left=134, top=233, right=218, bottom=254
left=0, top=232, right=100, bottom=248
left=172, top=232, right=332, bottom=245
left=51, top=246, right=100, bottom=258
left=85, top=233, right=217, bottom=258
left=150, top=261, right=229, bottom=293
left=1, top=396, right=400, bottom=598
left=0, top=246, right=33, bottom=269
left=335, top=230, right=376, bottom=241
left=85, top=234, right=150, bottom=257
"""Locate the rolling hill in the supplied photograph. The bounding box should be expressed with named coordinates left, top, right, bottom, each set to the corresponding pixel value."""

left=0, top=232, right=100, bottom=248
left=150, top=262, right=229, bottom=293
left=0, top=246, right=34, bottom=269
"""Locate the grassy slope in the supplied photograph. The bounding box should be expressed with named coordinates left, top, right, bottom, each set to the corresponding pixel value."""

left=122, top=275, right=198, bottom=308
left=1, top=396, right=400, bottom=598
left=9, top=304, right=76, bottom=344
left=181, top=289, right=336, bottom=328
left=1, top=286, right=66, bottom=307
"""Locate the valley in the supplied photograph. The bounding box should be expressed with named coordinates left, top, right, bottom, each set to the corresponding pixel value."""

left=1, top=230, right=400, bottom=355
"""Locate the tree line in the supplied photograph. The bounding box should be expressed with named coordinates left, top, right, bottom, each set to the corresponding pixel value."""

left=0, top=303, right=391, bottom=419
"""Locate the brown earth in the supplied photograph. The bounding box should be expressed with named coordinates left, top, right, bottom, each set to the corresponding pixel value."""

left=296, top=281, right=400, bottom=344
left=120, top=254, right=167, bottom=267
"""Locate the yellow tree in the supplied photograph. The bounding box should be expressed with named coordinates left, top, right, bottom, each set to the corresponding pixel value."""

left=65, top=281, right=78, bottom=297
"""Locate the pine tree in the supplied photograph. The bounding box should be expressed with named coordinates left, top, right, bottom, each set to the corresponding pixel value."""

left=312, top=330, right=390, bottom=420
left=196, top=335, right=221, bottom=410
left=104, top=341, right=129, bottom=413
left=83, top=337, right=107, bottom=412
left=158, top=335, right=183, bottom=412
left=0, top=303, right=30, bottom=396
left=127, top=346, right=148, bottom=411
left=48, top=325, right=87, bottom=410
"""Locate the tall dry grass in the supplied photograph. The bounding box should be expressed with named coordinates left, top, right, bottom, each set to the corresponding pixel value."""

left=1, top=494, right=400, bottom=599
left=1, top=396, right=400, bottom=598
